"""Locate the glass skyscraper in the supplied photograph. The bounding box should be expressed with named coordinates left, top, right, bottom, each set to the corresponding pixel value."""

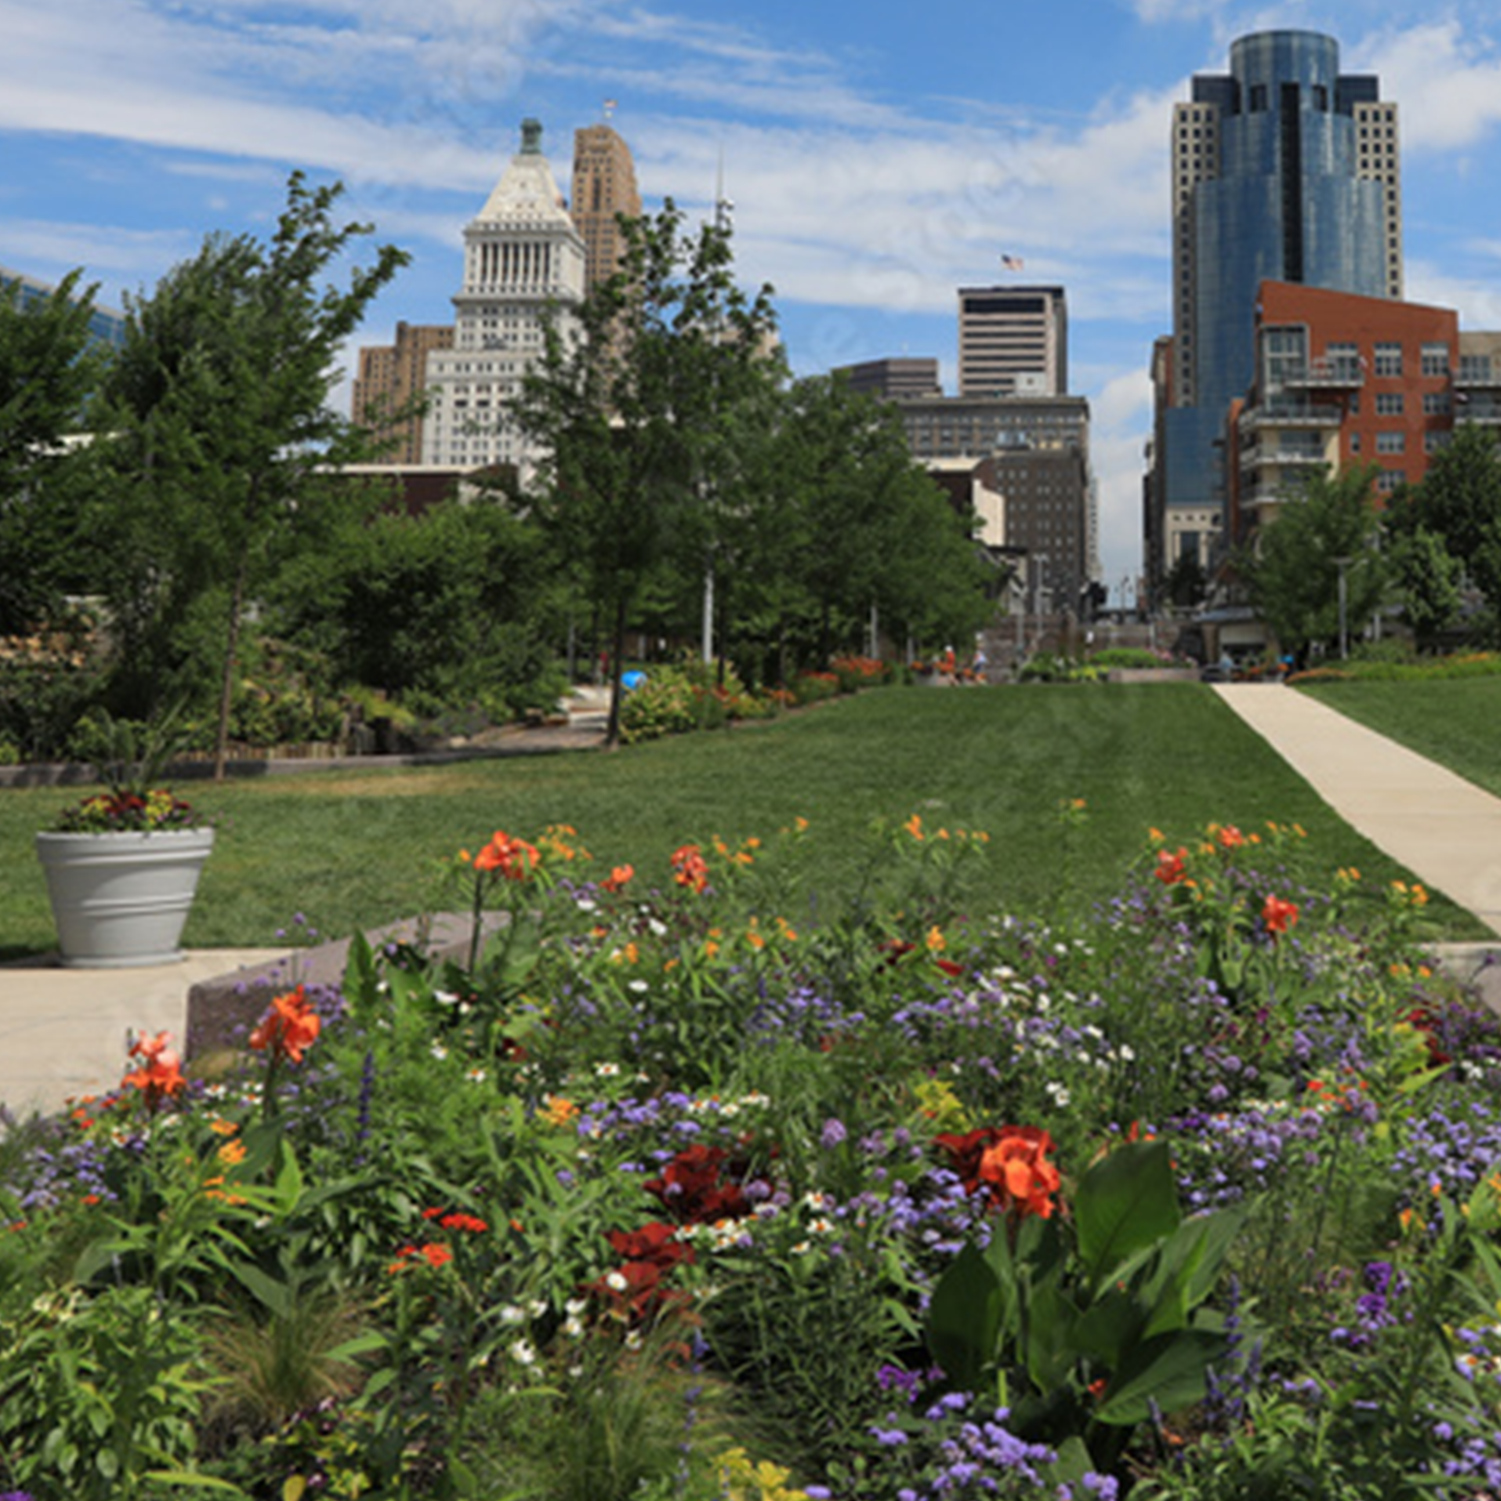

left=1161, top=29, right=1401, bottom=569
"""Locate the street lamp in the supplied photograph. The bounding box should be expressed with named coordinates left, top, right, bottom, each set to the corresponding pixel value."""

left=1333, top=555, right=1354, bottom=660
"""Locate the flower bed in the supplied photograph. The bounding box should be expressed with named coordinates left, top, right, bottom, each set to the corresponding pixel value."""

left=3, top=816, right=1501, bottom=1498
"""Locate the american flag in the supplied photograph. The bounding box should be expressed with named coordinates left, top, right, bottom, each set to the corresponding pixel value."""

left=1001, top=254, right=1025, bottom=271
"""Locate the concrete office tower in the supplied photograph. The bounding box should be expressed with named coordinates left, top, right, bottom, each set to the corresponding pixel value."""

left=422, top=119, right=586, bottom=475
left=958, top=286, right=1067, bottom=397
left=1162, top=29, right=1401, bottom=567
left=571, top=119, right=642, bottom=293
left=351, top=322, right=454, bottom=465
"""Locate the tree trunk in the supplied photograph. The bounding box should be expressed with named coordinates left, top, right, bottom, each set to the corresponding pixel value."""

left=212, top=556, right=247, bottom=783
left=605, top=592, right=628, bottom=749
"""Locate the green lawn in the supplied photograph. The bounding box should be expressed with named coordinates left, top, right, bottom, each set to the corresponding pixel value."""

left=1297, top=676, right=1501, bottom=799
left=1, top=683, right=1484, bottom=959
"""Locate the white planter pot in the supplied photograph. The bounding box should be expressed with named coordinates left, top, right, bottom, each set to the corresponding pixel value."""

left=35, top=827, right=216, bottom=968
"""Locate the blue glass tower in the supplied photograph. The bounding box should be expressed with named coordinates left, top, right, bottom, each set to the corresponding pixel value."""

left=1160, top=30, right=1400, bottom=567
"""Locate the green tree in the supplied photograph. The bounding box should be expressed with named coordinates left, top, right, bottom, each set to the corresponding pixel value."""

left=511, top=199, right=779, bottom=745
left=94, top=173, right=408, bottom=775
left=1386, top=524, right=1463, bottom=652
left=1400, top=423, right=1501, bottom=642
left=746, top=374, right=990, bottom=671
left=268, top=493, right=563, bottom=717
left=1245, top=465, right=1387, bottom=663
left=0, top=269, right=107, bottom=634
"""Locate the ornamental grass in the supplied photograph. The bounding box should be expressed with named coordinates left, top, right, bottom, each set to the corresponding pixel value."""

left=4, top=813, right=1501, bottom=1498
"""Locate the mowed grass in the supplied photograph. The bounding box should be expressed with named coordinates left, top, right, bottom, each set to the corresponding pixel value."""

left=1297, top=677, right=1501, bottom=800
left=0, top=683, right=1485, bottom=960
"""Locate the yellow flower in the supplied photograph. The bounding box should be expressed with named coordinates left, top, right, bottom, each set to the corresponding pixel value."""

left=926, top=925, right=946, bottom=954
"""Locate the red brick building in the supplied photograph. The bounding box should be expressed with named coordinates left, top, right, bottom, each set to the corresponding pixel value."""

left=1229, top=281, right=1461, bottom=543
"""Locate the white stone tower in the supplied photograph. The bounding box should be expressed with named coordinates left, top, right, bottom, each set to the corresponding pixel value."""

left=422, top=119, right=587, bottom=475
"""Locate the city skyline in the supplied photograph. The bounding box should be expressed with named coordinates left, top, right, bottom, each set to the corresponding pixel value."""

left=5, top=1, right=1501, bottom=593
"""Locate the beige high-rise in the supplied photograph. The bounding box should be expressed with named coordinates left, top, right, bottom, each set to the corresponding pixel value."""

left=351, top=322, right=454, bottom=465
left=571, top=120, right=642, bottom=293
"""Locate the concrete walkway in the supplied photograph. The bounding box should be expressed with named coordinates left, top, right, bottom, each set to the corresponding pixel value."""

left=1213, top=682, right=1501, bottom=938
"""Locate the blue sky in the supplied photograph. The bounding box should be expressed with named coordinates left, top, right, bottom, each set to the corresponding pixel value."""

left=5, top=0, right=1501, bottom=590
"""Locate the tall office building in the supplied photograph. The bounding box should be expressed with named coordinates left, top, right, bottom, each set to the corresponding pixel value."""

left=570, top=119, right=642, bottom=294
left=958, top=285, right=1067, bottom=397
left=422, top=119, right=586, bottom=475
left=351, top=321, right=454, bottom=465
left=1158, top=29, right=1402, bottom=574
left=1, top=264, right=126, bottom=350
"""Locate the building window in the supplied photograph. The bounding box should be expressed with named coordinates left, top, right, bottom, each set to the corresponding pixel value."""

left=1374, top=342, right=1403, bottom=378
left=1376, top=470, right=1405, bottom=493
left=1249, top=84, right=1267, bottom=111
left=1460, top=354, right=1493, bottom=383
left=1349, top=433, right=1362, bottom=452
left=1376, top=431, right=1405, bottom=455
left=1423, top=392, right=1451, bottom=416
left=1375, top=392, right=1404, bottom=416
left=1421, top=343, right=1451, bottom=377
left=1425, top=431, right=1452, bottom=455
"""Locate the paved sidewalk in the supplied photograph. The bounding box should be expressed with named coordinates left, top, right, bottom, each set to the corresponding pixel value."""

left=1213, top=682, right=1501, bottom=938
left=0, top=948, right=283, bottom=1120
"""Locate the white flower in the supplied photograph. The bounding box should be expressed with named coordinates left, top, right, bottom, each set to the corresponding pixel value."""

left=594, top=1062, right=621, bottom=1078
left=1045, top=1082, right=1072, bottom=1109
left=528, top=1299, right=548, bottom=1319
left=648, top=918, right=668, bottom=937
left=499, top=1304, right=527, bottom=1325
left=509, top=1338, right=538, bottom=1366
left=430, top=1042, right=448, bottom=1061
left=434, top=989, right=460, bottom=1008
left=605, top=1271, right=628, bottom=1292
left=628, top=979, right=649, bottom=993
left=575, top=897, right=598, bottom=914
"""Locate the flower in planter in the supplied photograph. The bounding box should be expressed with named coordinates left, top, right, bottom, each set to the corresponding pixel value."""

left=52, top=706, right=204, bottom=832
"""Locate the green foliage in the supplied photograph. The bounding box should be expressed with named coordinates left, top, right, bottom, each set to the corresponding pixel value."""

left=92, top=173, right=409, bottom=770
left=0, top=1283, right=208, bottom=1498
left=512, top=198, right=780, bottom=745
left=0, top=269, right=108, bottom=635
left=1385, top=524, right=1464, bottom=651
left=1393, top=423, right=1501, bottom=644
left=925, top=1142, right=1243, bottom=1476
left=268, top=495, right=562, bottom=721
left=1245, top=465, right=1387, bottom=662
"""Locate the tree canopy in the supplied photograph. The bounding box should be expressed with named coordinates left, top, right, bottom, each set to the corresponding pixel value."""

left=93, top=173, right=408, bottom=773
left=0, top=269, right=107, bottom=634
left=1245, top=465, right=1386, bottom=663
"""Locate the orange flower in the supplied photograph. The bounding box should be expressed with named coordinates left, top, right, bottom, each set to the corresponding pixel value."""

left=671, top=843, right=709, bottom=893
left=249, top=985, right=321, bottom=1065
left=1154, top=847, right=1189, bottom=885
left=474, top=830, right=540, bottom=881
left=977, top=1126, right=1062, bottom=1220
left=601, top=863, right=634, bottom=893
left=1216, top=824, right=1245, bottom=850
left=1262, top=893, right=1300, bottom=937
left=122, top=1030, right=186, bottom=1103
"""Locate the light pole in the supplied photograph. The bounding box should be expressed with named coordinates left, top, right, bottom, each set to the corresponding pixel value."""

left=1333, top=554, right=1354, bottom=660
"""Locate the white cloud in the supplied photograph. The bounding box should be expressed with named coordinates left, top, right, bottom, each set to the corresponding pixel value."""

left=1349, top=19, right=1501, bottom=153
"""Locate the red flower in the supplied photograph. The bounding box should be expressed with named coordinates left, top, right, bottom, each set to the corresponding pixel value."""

left=644, top=1144, right=750, bottom=1225
left=1154, top=847, right=1189, bottom=885
left=1262, top=894, right=1300, bottom=937
left=474, top=830, right=540, bottom=881
left=1217, top=825, right=1246, bottom=850
left=248, top=985, right=321, bottom=1065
